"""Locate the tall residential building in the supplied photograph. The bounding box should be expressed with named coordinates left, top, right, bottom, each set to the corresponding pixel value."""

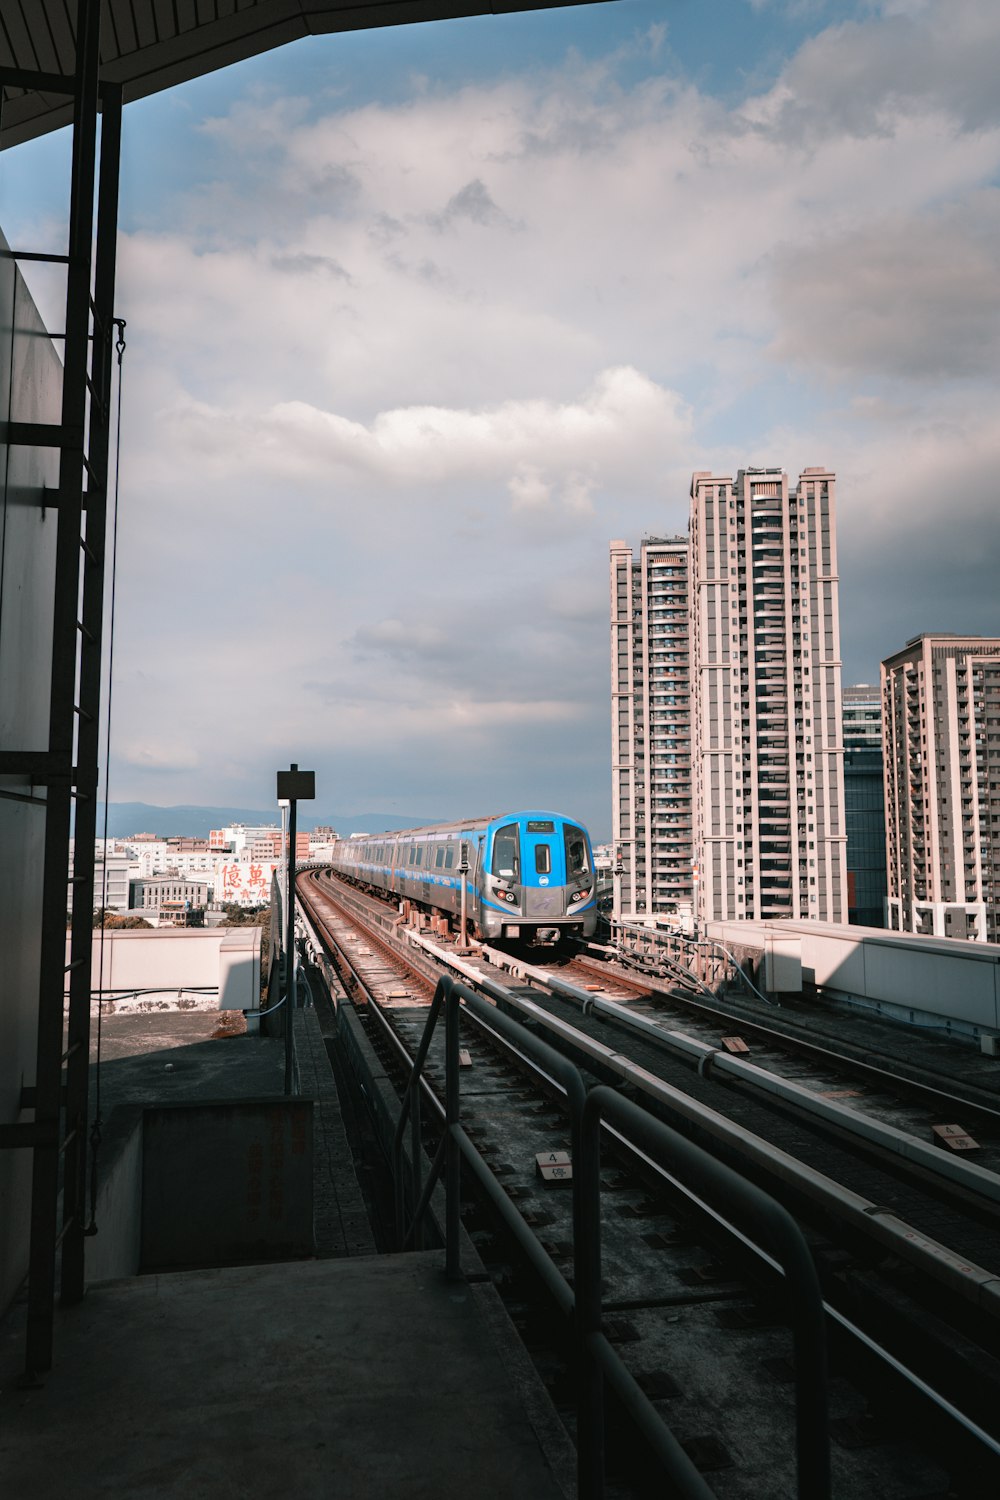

left=690, top=466, right=846, bottom=925
left=842, top=684, right=887, bottom=927
left=882, top=633, right=1000, bottom=943
left=609, top=536, right=692, bottom=920
left=610, top=465, right=847, bottom=926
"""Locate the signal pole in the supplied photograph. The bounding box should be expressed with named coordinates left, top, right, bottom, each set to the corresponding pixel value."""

left=276, top=764, right=315, bottom=1094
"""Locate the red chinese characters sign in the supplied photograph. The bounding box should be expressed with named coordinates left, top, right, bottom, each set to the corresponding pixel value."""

left=218, top=863, right=277, bottom=905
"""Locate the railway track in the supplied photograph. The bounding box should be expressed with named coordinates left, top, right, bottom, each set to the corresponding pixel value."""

left=299, top=868, right=1000, bottom=1498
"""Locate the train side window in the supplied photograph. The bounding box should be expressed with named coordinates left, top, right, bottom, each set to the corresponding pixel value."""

left=445, top=845, right=455, bottom=869
left=535, top=844, right=551, bottom=875
left=492, top=823, right=520, bottom=879
left=415, top=846, right=423, bottom=867
left=435, top=846, right=445, bottom=868
left=564, top=825, right=591, bottom=876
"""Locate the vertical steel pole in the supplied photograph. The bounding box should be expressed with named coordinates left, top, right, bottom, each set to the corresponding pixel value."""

left=61, top=79, right=123, bottom=1309
left=409, top=1076, right=422, bottom=1250
left=26, top=0, right=102, bottom=1377
left=575, top=1093, right=605, bottom=1500
left=283, top=782, right=297, bottom=1095
left=444, top=979, right=461, bottom=1280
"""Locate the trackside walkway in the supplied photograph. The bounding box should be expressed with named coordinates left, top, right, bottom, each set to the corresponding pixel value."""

left=1, top=1253, right=571, bottom=1499
left=1, top=1007, right=573, bottom=1499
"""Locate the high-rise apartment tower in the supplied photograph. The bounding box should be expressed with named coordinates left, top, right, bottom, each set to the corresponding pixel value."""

left=610, top=466, right=847, bottom=926
left=609, top=536, right=692, bottom=919
left=690, top=466, right=846, bottom=925
left=882, top=633, right=1000, bottom=942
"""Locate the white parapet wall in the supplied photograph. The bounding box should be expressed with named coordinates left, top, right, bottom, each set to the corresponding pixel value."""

left=706, top=917, right=1000, bottom=1040
left=80, top=927, right=262, bottom=1013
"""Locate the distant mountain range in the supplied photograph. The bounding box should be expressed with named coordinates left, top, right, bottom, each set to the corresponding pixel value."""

left=94, top=803, right=436, bottom=840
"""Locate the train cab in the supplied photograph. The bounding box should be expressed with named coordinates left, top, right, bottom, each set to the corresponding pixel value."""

left=480, top=812, right=596, bottom=944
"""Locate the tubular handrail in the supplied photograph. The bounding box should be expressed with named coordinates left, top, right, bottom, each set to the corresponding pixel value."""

left=392, top=972, right=830, bottom=1500
left=580, top=1086, right=829, bottom=1500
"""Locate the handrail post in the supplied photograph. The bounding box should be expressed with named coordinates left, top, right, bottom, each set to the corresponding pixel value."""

left=593, top=1086, right=830, bottom=1500
left=444, top=979, right=462, bottom=1279
left=576, top=1090, right=605, bottom=1500
left=392, top=975, right=448, bottom=1250
left=774, top=1219, right=830, bottom=1497
left=410, top=1074, right=423, bottom=1251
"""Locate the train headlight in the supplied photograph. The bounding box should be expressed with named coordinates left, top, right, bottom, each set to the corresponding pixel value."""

left=569, top=886, right=593, bottom=904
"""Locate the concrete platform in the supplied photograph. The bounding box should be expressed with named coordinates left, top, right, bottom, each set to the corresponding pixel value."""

left=0, top=1253, right=571, bottom=1499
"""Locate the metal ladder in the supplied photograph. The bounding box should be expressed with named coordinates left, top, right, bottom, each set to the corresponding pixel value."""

left=0, top=0, right=123, bottom=1375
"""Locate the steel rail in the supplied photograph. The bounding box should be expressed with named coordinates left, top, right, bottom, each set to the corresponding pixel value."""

left=534, top=969, right=1000, bottom=1206
left=571, top=951, right=1000, bottom=1131
left=410, top=975, right=829, bottom=1500
left=302, top=885, right=1000, bottom=1472
left=406, top=929, right=1000, bottom=1315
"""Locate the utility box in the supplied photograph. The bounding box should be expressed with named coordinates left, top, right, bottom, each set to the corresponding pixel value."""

left=764, top=937, right=802, bottom=996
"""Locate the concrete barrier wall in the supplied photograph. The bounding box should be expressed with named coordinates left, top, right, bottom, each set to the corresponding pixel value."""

left=860, top=940, right=1000, bottom=1031
left=141, top=1099, right=314, bottom=1270
left=82, top=926, right=261, bottom=1011
left=706, top=916, right=1000, bottom=1033
left=85, top=1115, right=144, bottom=1284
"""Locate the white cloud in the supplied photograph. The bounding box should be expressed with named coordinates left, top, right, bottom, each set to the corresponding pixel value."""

left=148, top=366, right=690, bottom=510
left=71, top=0, right=1000, bottom=832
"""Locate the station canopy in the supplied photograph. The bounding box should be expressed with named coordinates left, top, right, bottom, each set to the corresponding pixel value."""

left=2, top=0, right=601, bottom=149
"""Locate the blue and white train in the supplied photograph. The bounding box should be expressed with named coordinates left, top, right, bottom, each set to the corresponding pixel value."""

left=329, top=810, right=598, bottom=946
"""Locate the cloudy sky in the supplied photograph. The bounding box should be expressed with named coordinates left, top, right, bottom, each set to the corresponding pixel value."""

left=4, top=0, right=1000, bottom=839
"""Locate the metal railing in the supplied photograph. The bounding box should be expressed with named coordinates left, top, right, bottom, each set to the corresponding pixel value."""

left=392, top=972, right=830, bottom=1500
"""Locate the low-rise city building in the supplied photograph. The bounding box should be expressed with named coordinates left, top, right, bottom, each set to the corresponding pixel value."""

left=131, top=877, right=211, bottom=924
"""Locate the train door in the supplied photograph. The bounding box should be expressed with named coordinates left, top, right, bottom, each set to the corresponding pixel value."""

left=469, top=833, right=485, bottom=934
left=521, top=818, right=564, bottom=891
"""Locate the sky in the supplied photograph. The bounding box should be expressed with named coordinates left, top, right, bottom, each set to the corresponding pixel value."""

left=3, top=0, right=1000, bottom=841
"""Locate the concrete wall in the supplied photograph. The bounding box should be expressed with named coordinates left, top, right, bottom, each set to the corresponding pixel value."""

left=141, top=1099, right=314, bottom=1270
left=0, top=226, right=63, bottom=1316
left=85, top=1117, right=144, bottom=1284
left=706, top=916, right=1000, bottom=1035
left=83, top=926, right=262, bottom=1011
left=84, top=1096, right=313, bottom=1283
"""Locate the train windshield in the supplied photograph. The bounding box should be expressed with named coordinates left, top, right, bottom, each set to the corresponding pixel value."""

left=491, top=823, right=520, bottom=879
left=564, top=825, right=591, bottom=877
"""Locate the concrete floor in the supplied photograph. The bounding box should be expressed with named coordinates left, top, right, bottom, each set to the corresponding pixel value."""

left=0, top=1254, right=571, bottom=1499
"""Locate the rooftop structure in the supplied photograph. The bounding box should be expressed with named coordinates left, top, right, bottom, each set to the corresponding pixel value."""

left=882, top=632, right=1000, bottom=943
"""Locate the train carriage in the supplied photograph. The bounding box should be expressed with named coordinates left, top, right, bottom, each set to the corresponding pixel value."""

left=329, top=809, right=597, bottom=945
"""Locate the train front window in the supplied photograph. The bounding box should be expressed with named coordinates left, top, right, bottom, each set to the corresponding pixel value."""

left=535, top=844, right=551, bottom=875
left=564, top=826, right=591, bottom=877
left=492, top=824, right=520, bottom=879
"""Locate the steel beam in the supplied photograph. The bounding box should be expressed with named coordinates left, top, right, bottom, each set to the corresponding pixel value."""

left=61, top=79, right=123, bottom=1310
left=25, top=0, right=103, bottom=1378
